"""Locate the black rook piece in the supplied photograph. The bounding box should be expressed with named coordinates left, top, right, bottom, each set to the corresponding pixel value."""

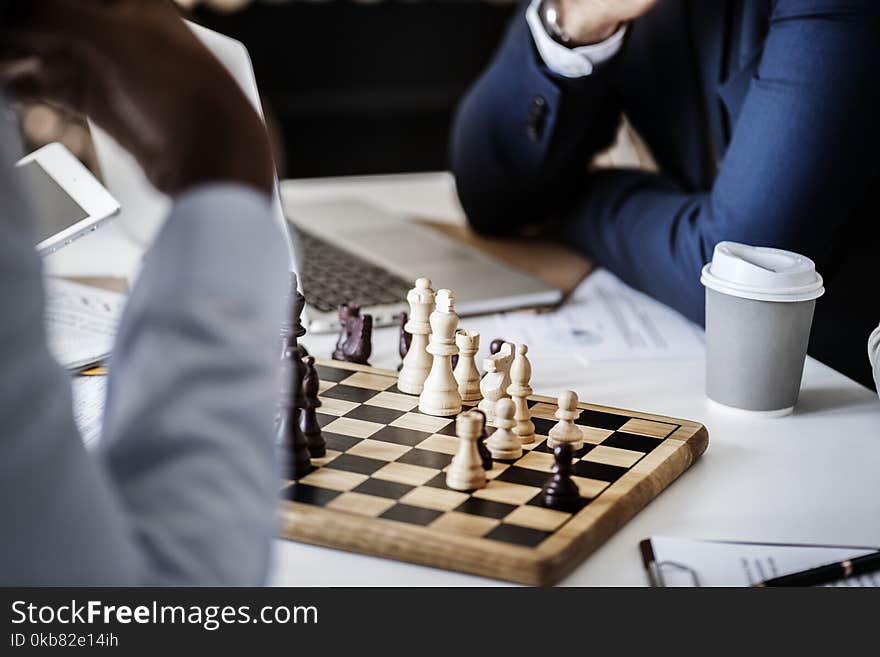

left=277, top=346, right=312, bottom=479
left=540, top=444, right=581, bottom=511
left=397, top=312, right=411, bottom=371
left=300, top=355, right=326, bottom=458
left=472, top=409, right=493, bottom=471
left=332, top=303, right=373, bottom=365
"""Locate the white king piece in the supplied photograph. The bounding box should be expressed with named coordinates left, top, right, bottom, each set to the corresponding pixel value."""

left=418, top=289, right=462, bottom=417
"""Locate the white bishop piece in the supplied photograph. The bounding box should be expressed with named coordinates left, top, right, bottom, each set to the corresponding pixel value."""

left=418, top=289, right=462, bottom=417
left=397, top=278, right=435, bottom=395
left=507, top=344, right=535, bottom=444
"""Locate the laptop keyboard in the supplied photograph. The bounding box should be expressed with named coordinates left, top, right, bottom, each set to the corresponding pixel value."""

left=294, top=228, right=412, bottom=314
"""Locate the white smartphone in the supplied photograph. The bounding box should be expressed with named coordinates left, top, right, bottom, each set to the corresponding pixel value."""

left=16, top=142, right=121, bottom=256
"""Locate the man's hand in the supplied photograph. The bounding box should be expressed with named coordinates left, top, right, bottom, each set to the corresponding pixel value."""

left=555, top=0, right=658, bottom=45
left=0, top=0, right=274, bottom=197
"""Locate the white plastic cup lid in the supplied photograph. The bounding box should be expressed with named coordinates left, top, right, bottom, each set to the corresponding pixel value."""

left=701, top=242, right=825, bottom=303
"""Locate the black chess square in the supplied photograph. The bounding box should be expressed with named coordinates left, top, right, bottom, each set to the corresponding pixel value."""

left=315, top=365, right=351, bottom=383
left=533, top=441, right=593, bottom=458
left=573, top=460, right=628, bottom=483
left=495, top=466, right=550, bottom=489
left=601, top=431, right=664, bottom=453
left=574, top=409, right=628, bottom=431
left=531, top=418, right=555, bottom=436
left=380, top=504, right=444, bottom=526
left=284, top=483, right=341, bottom=506
left=322, top=432, right=362, bottom=453
left=485, top=524, right=551, bottom=548
left=344, top=404, right=407, bottom=425
left=320, top=385, right=380, bottom=404
left=370, top=425, right=432, bottom=447
left=316, top=413, right=338, bottom=429
left=422, top=472, right=451, bottom=490
left=455, top=497, right=517, bottom=520
left=526, top=399, right=540, bottom=408
left=434, top=421, right=460, bottom=437
left=352, top=478, right=414, bottom=500
left=396, top=448, right=453, bottom=470
left=324, top=453, right=387, bottom=476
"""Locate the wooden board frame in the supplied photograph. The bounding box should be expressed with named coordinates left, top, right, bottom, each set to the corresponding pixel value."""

left=278, top=360, right=708, bottom=586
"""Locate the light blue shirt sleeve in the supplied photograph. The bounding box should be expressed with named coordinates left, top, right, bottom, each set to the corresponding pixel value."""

left=0, top=109, right=289, bottom=586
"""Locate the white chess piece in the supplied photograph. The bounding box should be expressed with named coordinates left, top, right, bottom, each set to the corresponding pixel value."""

left=453, top=330, right=481, bottom=402
left=547, top=390, right=584, bottom=451
left=419, top=289, right=462, bottom=417
left=477, top=342, right=513, bottom=422
left=446, top=411, right=488, bottom=491
left=486, top=398, right=522, bottom=460
left=398, top=278, right=435, bottom=395
left=507, top=344, right=535, bottom=445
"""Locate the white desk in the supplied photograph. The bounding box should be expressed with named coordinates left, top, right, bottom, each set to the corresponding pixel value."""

left=47, top=172, right=880, bottom=586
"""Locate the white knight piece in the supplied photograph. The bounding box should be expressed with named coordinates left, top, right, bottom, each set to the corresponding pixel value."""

left=477, top=342, right=514, bottom=422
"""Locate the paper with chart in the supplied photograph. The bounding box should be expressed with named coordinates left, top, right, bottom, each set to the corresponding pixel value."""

left=45, top=278, right=125, bottom=371
left=644, top=536, right=879, bottom=587
left=486, top=269, right=705, bottom=363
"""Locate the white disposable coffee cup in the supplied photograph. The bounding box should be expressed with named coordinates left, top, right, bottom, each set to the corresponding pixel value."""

left=701, top=242, right=824, bottom=416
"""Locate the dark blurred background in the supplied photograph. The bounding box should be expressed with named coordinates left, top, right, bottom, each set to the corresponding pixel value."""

left=19, top=1, right=518, bottom=180
left=192, top=1, right=516, bottom=178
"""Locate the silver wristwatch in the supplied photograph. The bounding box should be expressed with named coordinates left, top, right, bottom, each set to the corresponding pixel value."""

left=539, top=0, right=574, bottom=46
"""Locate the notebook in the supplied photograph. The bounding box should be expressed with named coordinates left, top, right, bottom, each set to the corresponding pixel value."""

left=641, top=536, right=879, bottom=587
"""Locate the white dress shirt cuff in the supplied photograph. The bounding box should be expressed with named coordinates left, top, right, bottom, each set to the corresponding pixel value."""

left=526, top=0, right=627, bottom=78
left=869, top=324, right=880, bottom=396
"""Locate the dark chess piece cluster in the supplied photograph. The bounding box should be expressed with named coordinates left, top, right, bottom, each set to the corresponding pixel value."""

left=539, top=443, right=581, bottom=512
left=333, top=303, right=372, bottom=365
left=276, top=345, right=313, bottom=480
left=276, top=272, right=324, bottom=480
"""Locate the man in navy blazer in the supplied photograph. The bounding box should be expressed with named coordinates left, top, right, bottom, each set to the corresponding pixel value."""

left=452, top=0, right=880, bottom=389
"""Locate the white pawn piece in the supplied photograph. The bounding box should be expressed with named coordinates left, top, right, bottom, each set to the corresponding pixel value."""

left=446, top=411, right=488, bottom=491
left=547, top=390, right=584, bottom=451
left=453, top=329, right=481, bottom=402
left=398, top=278, right=435, bottom=395
left=477, top=342, right=514, bottom=422
left=486, top=398, right=522, bottom=460
left=419, top=289, right=463, bottom=417
left=507, top=344, right=536, bottom=445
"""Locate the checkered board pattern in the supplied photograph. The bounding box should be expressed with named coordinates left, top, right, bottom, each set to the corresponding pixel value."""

left=278, top=360, right=708, bottom=585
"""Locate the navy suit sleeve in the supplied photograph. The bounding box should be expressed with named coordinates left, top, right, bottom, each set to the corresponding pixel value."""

left=451, top=1, right=622, bottom=236
left=453, top=0, right=880, bottom=327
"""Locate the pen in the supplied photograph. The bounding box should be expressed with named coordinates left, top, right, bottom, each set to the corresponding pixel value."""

left=754, top=550, right=880, bottom=587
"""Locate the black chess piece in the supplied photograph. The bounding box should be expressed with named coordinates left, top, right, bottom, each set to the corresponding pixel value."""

left=489, top=338, right=508, bottom=356
left=397, top=312, right=411, bottom=371
left=471, top=409, right=493, bottom=471
left=300, top=355, right=326, bottom=458
left=540, top=444, right=581, bottom=511
left=332, top=304, right=372, bottom=365
left=280, top=272, right=307, bottom=355
left=277, top=345, right=312, bottom=480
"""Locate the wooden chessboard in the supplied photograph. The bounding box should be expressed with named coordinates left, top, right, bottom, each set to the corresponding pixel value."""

left=278, top=359, right=708, bottom=586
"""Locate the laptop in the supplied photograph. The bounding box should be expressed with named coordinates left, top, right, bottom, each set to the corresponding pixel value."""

left=90, top=24, right=561, bottom=333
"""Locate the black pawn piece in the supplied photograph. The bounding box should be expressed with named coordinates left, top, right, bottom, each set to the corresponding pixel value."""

left=300, top=355, right=326, bottom=458
left=332, top=304, right=373, bottom=365
left=540, top=444, right=581, bottom=511
left=277, top=346, right=312, bottom=480
left=471, top=409, right=493, bottom=471
left=397, top=312, right=411, bottom=371
left=489, top=338, right=508, bottom=356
